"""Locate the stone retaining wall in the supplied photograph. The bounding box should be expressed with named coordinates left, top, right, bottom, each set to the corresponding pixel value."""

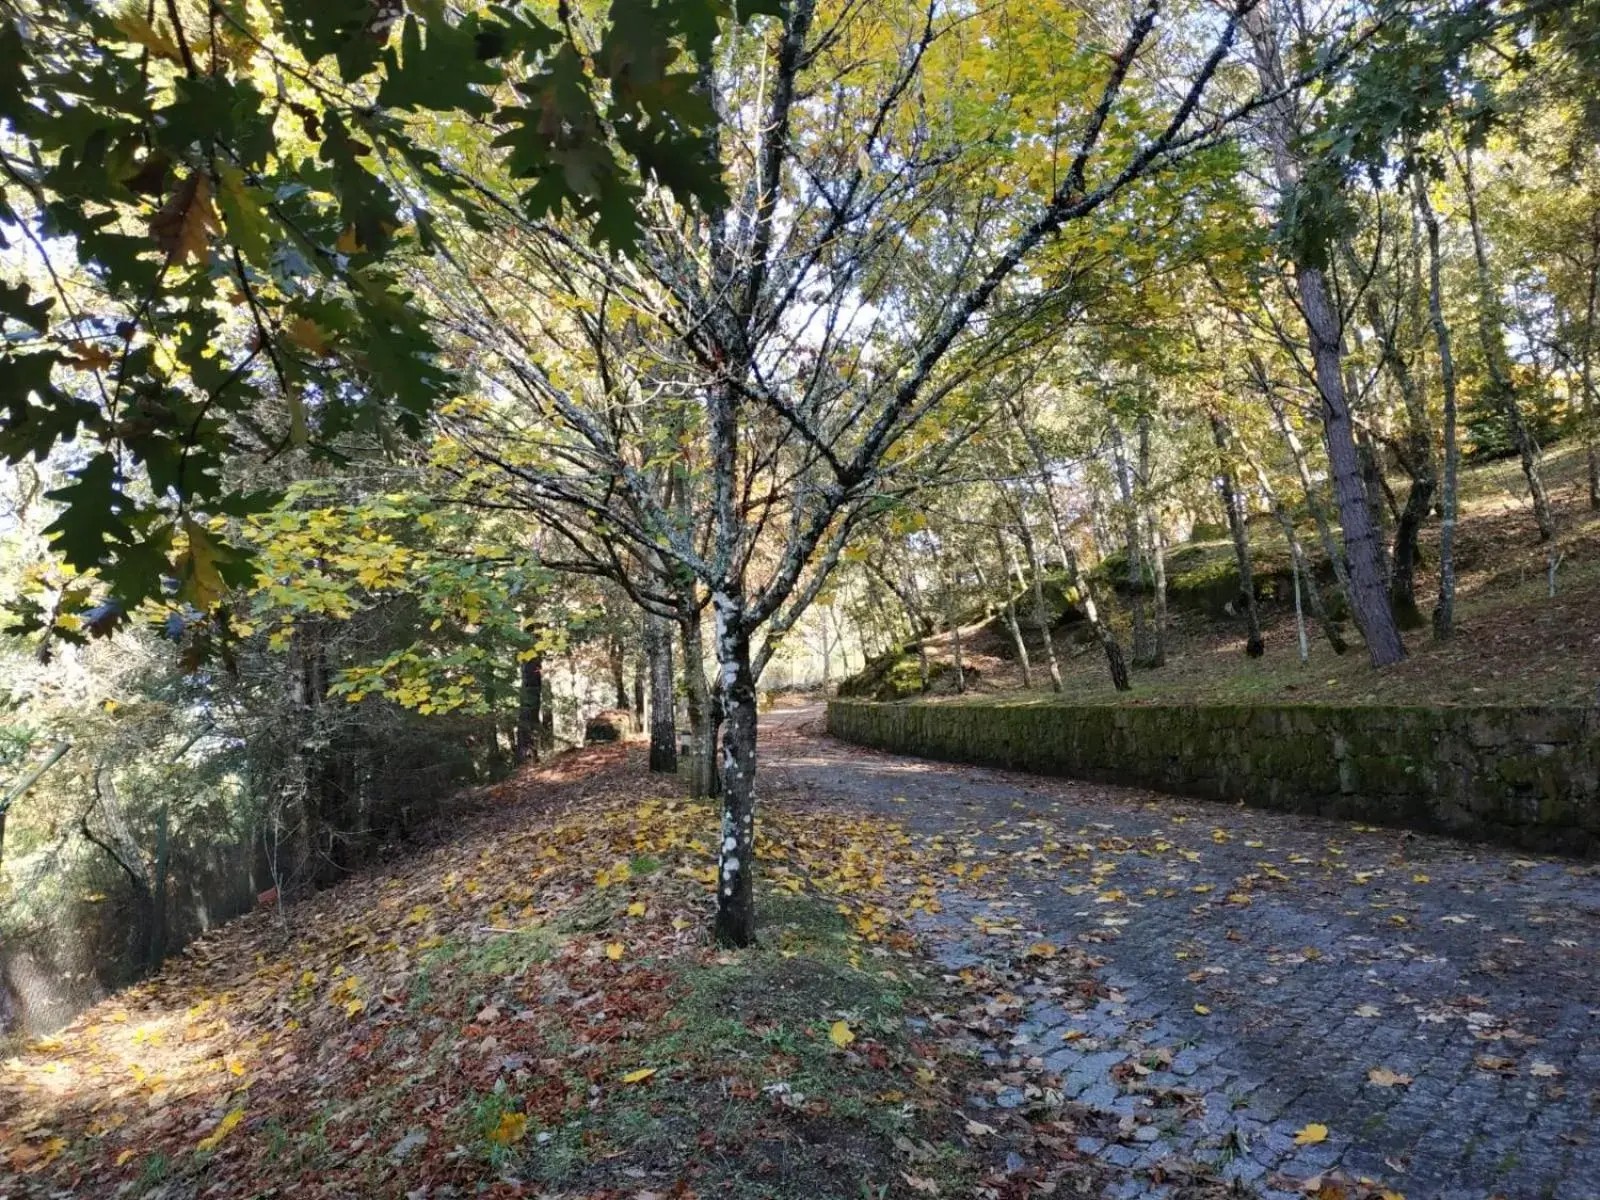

left=825, top=699, right=1600, bottom=854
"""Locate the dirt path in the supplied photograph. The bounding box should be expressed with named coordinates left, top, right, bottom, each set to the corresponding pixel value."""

left=761, top=703, right=1600, bottom=1200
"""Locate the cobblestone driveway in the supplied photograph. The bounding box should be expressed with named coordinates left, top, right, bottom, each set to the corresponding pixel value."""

left=763, top=705, right=1600, bottom=1200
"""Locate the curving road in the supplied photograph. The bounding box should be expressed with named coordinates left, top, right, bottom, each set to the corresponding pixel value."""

left=761, top=703, right=1600, bottom=1200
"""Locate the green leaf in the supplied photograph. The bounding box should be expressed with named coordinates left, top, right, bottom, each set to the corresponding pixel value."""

left=0, top=280, right=55, bottom=332
left=377, top=13, right=501, bottom=115
left=215, top=163, right=276, bottom=267
left=0, top=351, right=101, bottom=462
left=42, top=452, right=131, bottom=572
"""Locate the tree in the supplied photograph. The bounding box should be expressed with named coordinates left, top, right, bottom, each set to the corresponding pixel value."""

left=429, top=0, right=1326, bottom=944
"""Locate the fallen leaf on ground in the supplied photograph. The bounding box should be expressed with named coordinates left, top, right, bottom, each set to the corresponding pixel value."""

left=1293, top=1122, right=1329, bottom=1145
left=1367, top=1067, right=1412, bottom=1088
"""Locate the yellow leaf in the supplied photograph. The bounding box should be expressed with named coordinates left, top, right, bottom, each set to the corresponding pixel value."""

left=627, top=901, right=647, bottom=917
left=403, top=905, right=430, bottom=927
left=829, top=1020, right=855, bottom=1048
left=196, top=1108, right=245, bottom=1152
left=605, top=942, right=624, bottom=960
left=488, top=1111, right=527, bottom=1145
left=621, top=1067, right=658, bottom=1084
left=1193, top=1004, right=1211, bottom=1015
left=1293, top=1122, right=1329, bottom=1146
left=344, top=998, right=365, bottom=1017
left=1024, top=942, right=1058, bottom=958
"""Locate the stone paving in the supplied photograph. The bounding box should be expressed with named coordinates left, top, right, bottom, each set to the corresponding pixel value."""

left=762, top=705, right=1600, bottom=1200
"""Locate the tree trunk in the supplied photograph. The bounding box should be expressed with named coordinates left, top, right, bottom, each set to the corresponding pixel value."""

left=1211, top=415, right=1265, bottom=657
left=1243, top=443, right=1348, bottom=654
left=1111, top=418, right=1152, bottom=667
left=1138, top=414, right=1168, bottom=667
left=1013, top=508, right=1064, bottom=692
left=1262, top=374, right=1351, bottom=602
left=1347, top=240, right=1436, bottom=629
left=1244, top=4, right=1405, bottom=666
left=711, top=597, right=757, bottom=948
left=1413, top=170, right=1462, bottom=639
left=633, top=654, right=646, bottom=728
left=515, top=652, right=543, bottom=764
left=679, top=602, right=718, bottom=799
left=1580, top=213, right=1600, bottom=510
left=1355, top=427, right=1394, bottom=589
left=1004, top=401, right=1130, bottom=690
left=1459, top=143, right=1555, bottom=542
left=608, top=635, right=629, bottom=711
left=644, top=613, right=678, bottom=774
left=997, top=534, right=1034, bottom=688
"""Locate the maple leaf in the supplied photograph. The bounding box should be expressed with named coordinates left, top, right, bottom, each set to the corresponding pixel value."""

left=605, top=941, right=624, bottom=960
left=150, top=173, right=222, bottom=266
left=1293, top=1122, right=1329, bottom=1145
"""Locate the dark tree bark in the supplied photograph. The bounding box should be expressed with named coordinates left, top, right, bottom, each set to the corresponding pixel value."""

left=1138, top=414, right=1169, bottom=667
left=515, top=652, right=543, bottom=764
left=1413, top=170, right=1462, bottom=639
left=1581, top=213, right=1600, bottom=510
left=679, top=601, right=718, bottom=799
left=1012, top=506, right=1064, bottom=692
left=1459, top=143, right=1555, bottom=542
left=644, top=613, right=678, bottom=774
left=1004, top=399, right=1130, bottom=690
left=711, top=598, right=757, bottom=947
left=1241, top=442, right=1348, bottom=654
left=996, top=533, right=1035, bottom=688
left=1111, top=418, right=1153, bottom=667
left=1211, top=414, right=1265, bottom=657
left=1245, top=3, right=1405, bottom=666
left=607, top=634, right=629, bottom=711
left=1345, top=239, right=1436, bottom=629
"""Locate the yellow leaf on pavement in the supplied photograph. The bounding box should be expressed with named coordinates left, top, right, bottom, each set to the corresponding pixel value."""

left=1293, top=1122, right=1329, bottom=1146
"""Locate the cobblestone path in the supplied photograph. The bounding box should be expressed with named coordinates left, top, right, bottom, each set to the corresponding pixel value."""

left=762, top=705, right=1600, bottom=1200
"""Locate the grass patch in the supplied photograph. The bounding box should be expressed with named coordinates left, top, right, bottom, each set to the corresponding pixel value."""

left=504, top=893, right=974, bottom=1198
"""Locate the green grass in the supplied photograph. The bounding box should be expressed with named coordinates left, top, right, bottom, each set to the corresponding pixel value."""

left=484, top=893, right=976, bottom=1199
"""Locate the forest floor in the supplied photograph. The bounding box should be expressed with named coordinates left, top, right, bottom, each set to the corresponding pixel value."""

left=11, top=707, right=1590, bottom=1200
left=897, top=442, right=1600, bottom=707
left=1, top=735, right=1247, bottom=1200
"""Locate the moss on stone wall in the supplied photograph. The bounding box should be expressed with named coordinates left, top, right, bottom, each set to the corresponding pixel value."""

left=825, top=699, right=1600, bottom=856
